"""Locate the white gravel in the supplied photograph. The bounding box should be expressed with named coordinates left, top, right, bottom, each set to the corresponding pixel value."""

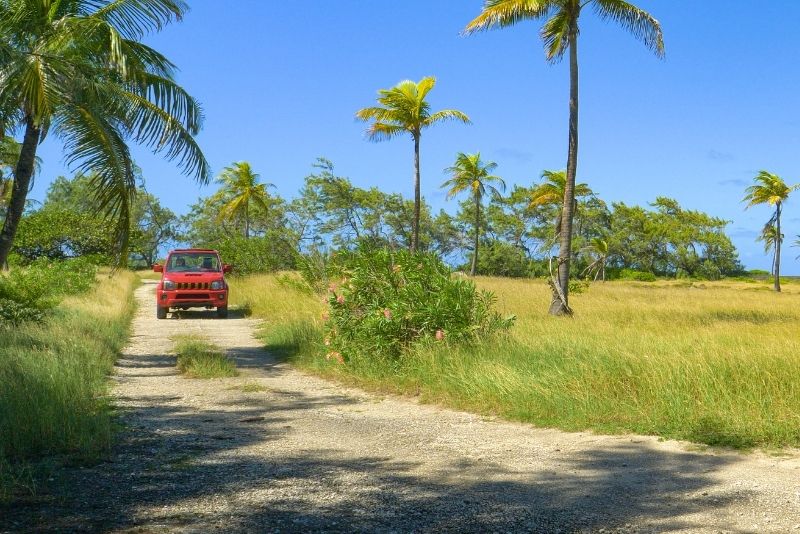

left=3, top=280, right=800, bottom=533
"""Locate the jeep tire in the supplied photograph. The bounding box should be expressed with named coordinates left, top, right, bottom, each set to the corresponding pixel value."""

left=217, top=305, right=228, bottom=319
left=156, top=305, right=168, bottom=319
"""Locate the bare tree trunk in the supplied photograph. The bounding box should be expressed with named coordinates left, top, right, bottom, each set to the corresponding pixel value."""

left=549, top=22, right=580, bottom=316
left=412, top=135, right=421, bottom=252
left=775, top=203, right=781, bottom=292
left=470, top=192, right=480, bottom=276
left=0, top=116, right=41, bottom=267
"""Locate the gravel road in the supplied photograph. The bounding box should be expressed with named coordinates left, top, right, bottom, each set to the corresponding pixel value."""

left=3, top=280, right=800, bottom=533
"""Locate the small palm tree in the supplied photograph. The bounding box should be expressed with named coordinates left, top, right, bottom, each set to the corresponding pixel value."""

left=214, top=162, right=275, bottom=239
left=757, top=225, right=782, bottom=277
left=743, top=171, right=798, bottom=292
left=441, top=152, right=505, bottom=275
left=356, top=77, right=471, bottom=252
left=529, top=170, right=593, bottom=240
left=465, top=0, right=664, bottom=315
left=0, top=0, right=209, bottom=265
left=581, top=237, right=609, bottom=281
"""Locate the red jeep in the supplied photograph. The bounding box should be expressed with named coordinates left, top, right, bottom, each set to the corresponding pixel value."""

left=153, top=249, right=232, bottom=319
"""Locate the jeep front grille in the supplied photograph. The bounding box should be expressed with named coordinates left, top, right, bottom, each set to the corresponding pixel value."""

left=176, top=282, right=210, bottom=290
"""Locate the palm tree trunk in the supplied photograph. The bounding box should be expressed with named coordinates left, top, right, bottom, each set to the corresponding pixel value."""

left=470, top=192, right=480, bottom=276
left=549, top=21, right=580, bottom=316
left=775, top=203, right=781, bottom=292
left=412, top=135, right=421, bottom=252
left=244, top=203, right=250, bottom=239
left=0, top=117, right=41, bottom=268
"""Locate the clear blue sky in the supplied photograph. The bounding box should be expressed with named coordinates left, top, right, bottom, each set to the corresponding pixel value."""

left=29, top=1, right=800, bottom=272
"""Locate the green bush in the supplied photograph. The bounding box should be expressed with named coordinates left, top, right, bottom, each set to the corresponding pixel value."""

left=473, top=240, right=530, bottom=278
left=618, top=268, right=657, bottom=282
left=321, top=247, right=515, bottom=363
left=0, top=258, right=97, bottom=312
left=0, top=299, right=44, bottom=325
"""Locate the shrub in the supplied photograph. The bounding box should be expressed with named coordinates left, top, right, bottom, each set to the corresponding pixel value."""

left=0, top=258, right=97, bottom=311
left=173, top=336, right=238, bottom=378
left=619, top=268, right=657, bottom=282
left=321, top=247, right=515, bottom=362
left=0, top=299, right=44, bottom=325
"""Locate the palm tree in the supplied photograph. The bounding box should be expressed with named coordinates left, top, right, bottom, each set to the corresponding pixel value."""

left=743, top=171, right=797, bottom=292
left=0, top=0, right=209, bottom=266
left=581, top=237, right=609, bottom=281
left=465, top=0, right=664, bottom=315
left=356, top=77, right=471, bottom=252
left=441, top=152, right=505, bottom=275
left=214, top=162, right=275, bottom=239
left=529, top=169, right=593, bottom=240
left=757, top=225, right=781, bottom=278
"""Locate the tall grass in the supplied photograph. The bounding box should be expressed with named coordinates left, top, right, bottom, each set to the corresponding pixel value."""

left=230, top=274, right=800, bottom=449
left=173, top=335, right=238, bottom=378
left=0, top=271, right=137, bottom=498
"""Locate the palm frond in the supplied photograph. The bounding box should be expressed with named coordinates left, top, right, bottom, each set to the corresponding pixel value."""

left=426, top=109, right=472, bottom=126
left=594, top=0, right=664, bottom=58
left=90, top=0, right=188, bottom=40
left=463, top=0, right=556, bottom=34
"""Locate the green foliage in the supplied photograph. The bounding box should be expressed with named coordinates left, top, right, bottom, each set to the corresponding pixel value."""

left=618, top=269, right=657, bottom=282
left=0, top=298, right=44, bottom=324
left=211, top=233, right=297, bottom=275
left=12, top=208, right=114, bottom=264
left=173, top=336, right=238, bottom=379
left=320, top=247, right=514, bottom=362
left=474, top=240, right=530, bottom=277
left=0, top=258, right=97, bottom=313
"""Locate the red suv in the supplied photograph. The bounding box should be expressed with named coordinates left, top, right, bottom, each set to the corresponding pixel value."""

left=153, top=249, right=232, bottom=319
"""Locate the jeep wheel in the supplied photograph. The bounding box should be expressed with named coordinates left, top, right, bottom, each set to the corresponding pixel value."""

left=217, top=306, right=228, bottom=319
left=157, top=306, right=168, bottom=319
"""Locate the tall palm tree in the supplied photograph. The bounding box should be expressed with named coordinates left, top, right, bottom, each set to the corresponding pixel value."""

left=743, top=171, right=797, bottom=292
left=0, top=0, right=209, bottom=266
left=465, top=0, right=664, bottom=315
left=356, top=77, right=471, bottom=252
left=441, top=152, right=505, bottom=276
left=529, top=169, right=592, bottom=240
left=214, top=162, right=275, bottom=239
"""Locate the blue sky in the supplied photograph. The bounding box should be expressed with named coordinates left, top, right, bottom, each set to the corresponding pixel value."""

left=29, top=1, right=800, bottom=272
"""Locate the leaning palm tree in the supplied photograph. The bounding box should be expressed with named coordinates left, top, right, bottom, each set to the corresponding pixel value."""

left=441, top=152, right=505, bottom=275
left=356, top=77, right=471, bottom=252
left=0, top=0, right=209, bottom=266
left=743, top=171, right=797, bottom=292
left=529, top=169, right=592, bottom=240
left=465, top=0, right=664, bottom=315
left=214, top=162, right=275, bottom=239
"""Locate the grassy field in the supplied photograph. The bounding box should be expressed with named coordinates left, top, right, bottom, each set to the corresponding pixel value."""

left=0, top=270, right=137, bottom=499
left=229, top=274, right=800, bottom=449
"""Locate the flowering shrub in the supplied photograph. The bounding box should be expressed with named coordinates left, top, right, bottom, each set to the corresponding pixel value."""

left=321, top=247, right=515, bottom=362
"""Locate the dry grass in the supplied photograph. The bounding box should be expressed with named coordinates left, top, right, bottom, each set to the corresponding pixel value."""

left=231, top=273, right=800, bottom=449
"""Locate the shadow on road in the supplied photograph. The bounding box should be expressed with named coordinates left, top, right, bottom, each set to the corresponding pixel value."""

left=1, top=378, right=748, bottom=533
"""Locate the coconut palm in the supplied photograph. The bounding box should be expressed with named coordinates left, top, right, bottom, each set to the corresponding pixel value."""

left=441, top=152, right=505, bottom=275
left=757, top=224, right=782, bottom=278
left=465, top=0, right=664, bottom=315
left=743, top=171, right=797, bottom=292
left=214, top=162, right=275, bottom=239
left=356, top=77, right=471, bottom=252
left=529, top=169, right=592, bottom=240
left=580, top=237, right=609, bottom=281
left=0, top=0, right=209, bottom=266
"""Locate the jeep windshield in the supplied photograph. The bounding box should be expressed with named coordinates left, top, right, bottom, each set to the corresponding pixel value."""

left=166, top=253, right=221, bottom=273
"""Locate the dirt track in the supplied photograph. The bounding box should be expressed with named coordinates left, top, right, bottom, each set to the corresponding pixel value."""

left=3, top=280, right=800, bottom=533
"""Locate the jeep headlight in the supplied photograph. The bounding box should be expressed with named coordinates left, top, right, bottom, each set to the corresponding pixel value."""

left=163, top=280, right=176, bottom=290
left=210, top=280, right=225, bottom=290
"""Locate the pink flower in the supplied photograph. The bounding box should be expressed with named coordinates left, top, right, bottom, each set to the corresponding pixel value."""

left=336, top=294, right=345, bottom=304
left=335, top=353, right=345, bottom=365
left=328, top=283, right=338, bottom=293
left=435, top=329, right=445, bottom=341
left=383, top=308, right=392, bottom=320
left=321, top=311, right=330, bottom=321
